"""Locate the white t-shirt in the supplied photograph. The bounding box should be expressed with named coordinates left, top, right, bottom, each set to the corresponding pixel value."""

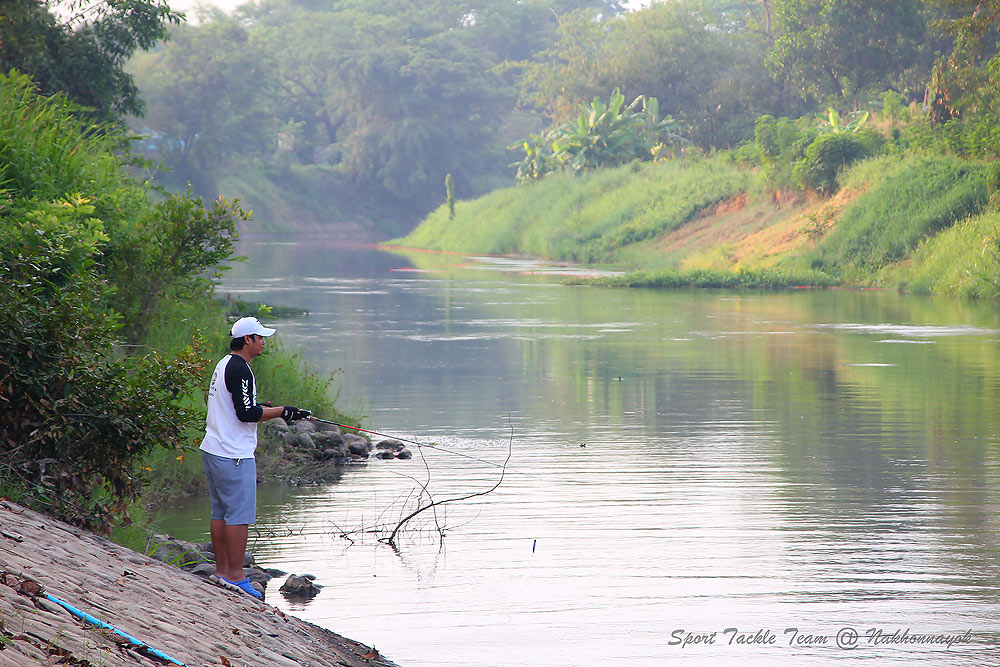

left=200, top=354, right=263, bottom=459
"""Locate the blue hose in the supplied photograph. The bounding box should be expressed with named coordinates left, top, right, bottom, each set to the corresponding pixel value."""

left=43, top=593, right=187, bottom=666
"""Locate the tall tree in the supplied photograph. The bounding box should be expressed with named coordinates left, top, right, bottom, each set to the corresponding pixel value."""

left=766, top=0, right=927, bottom=100
left=130, top=18, right=278, bottom=194
left=0, top=0, right=182, bottom=120
left=521, top=0, right=785, bottom=148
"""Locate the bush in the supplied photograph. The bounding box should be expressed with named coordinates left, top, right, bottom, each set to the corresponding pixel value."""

left=0, top=200, right=208, bottom=531
left=794, top=132, right=875, bottom=194
left=0, top=70, right=244, bottom=532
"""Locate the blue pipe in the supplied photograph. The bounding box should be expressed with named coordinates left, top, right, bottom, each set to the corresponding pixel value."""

left=43, top=593, right=187, bottom=666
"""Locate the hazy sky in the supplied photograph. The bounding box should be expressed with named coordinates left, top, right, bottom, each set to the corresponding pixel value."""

left=170, top=0, right=244, bottom=16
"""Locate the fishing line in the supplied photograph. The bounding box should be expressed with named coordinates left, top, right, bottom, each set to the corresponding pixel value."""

left=309, top=416, right=527, bottom=473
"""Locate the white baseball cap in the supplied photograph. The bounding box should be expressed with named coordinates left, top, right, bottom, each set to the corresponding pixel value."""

left=231, top=316, right=276, bottom=339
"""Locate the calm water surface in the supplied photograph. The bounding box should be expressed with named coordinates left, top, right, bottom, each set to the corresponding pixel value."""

left=161, top=239, right=1000, bottom=666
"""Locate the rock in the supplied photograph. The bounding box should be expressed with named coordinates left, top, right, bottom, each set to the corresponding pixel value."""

left=269, top=419, right=290, bottom=433
left=313, top=421, right=341, bottom=434
left=313, top=431, right=345, bottom=447
left=292, top=420, right=316, bottom=434
left=293, top=433, right=315, bottom=450
left=342, top=433, right=369, bottom=449
left=375, top=450, right=393, bottom=460
left=148, top=536, right=209, bottom=569
left=376, top=439, right=402, bottom=450
left=279, top=574, right=321, bottom=598
left=265, top=567, right=288, bottom=578
left=191, top=562, right=216, bottom=577
left=395, top=448, right=413, bottom=460
left=315, top=448, right=343, bottom=462
left=246, top=568, right=271, bottom=586
left=346, top=442, right=369, bottom=458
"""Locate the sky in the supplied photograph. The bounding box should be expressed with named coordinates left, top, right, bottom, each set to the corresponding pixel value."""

left=169, top=0, right=244, bottom=16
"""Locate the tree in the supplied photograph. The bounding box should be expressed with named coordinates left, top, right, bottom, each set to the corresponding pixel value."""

left=510, top=88, right=686, bottom=181
left=130, top=18, right=279, bottom=194
left=0, top=0, right=182, bottom=121
left=766, top=0, right=927, bottom=101
left=521, top=0, right=785, bottom=149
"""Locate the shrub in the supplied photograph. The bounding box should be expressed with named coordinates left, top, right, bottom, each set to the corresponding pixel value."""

left=794, top=132, right=874, bottom=194
left=0, top=70, right=244, bottom=532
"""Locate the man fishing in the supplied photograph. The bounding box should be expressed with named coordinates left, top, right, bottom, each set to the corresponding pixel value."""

left=201, top=316, right=309, bottom=599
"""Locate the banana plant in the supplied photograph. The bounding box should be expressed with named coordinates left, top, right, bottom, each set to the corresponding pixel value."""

left=818, top=107, right=870, bottom=133
left=509, top=88, right=689, bottom=182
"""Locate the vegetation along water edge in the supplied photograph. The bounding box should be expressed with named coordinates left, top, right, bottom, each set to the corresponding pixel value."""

left=397, top=134, right=1000, bottom=300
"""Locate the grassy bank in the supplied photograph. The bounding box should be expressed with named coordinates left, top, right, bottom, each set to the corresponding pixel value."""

left=400, top=155, right=752, bottom=264
left=396, top=149, right=1000, bottom=298
left=131, top=294, right=359, bottom=511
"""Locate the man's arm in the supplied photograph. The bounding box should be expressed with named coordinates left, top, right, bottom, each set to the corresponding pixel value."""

left=224, top=357, right=304, bottom=423
left=259, top=406, right=284, bottom=422
left=224, top=357, right=263, bottom=423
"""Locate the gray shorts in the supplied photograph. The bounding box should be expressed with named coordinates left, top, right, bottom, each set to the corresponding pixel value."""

left=202, top=452, right=257, bottom=525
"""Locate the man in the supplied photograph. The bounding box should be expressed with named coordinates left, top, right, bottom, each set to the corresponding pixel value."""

left=200, top=316, right=309, bottom=599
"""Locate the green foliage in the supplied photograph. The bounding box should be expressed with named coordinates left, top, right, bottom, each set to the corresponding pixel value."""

left=593, top=266, right=837, bottom=289
left=521, top=0, right=790, bottom=150
left=0, top=70, right=244, bottom=532
left=813, top=156, right=990, bottom=272
left=130, top=18, right=279, bottom=195
left=793, top=131, right=875, bottom=194
left=510, top=88, right=686, bottom=182
left=767, top=0, right=928, bottom=101
left=816, top=108, right=870, bottom=134
left=130, top=0, right=605, bottom=212
left=445, top=173, right=456, bottom=220
left=108, top=191, right=247, bottom=343
left=744, top=111, right=880, bottom=193
left=888, top=210, right=1000, bottom=298
left=0, top=199, right=209, bottom=532
left=749, top=114, right=818, bottom=187
left=0, top=0, right=182, bottom=121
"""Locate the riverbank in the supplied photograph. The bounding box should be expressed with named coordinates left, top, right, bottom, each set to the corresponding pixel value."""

left=0, top=500, right=397, bottom=667
left=395, top=152, right=1000, bottom=299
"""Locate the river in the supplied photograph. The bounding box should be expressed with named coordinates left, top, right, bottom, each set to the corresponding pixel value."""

left=158, top=238, right=1000, bottom=666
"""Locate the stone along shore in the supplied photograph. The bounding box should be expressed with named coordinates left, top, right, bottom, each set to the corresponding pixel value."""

left=0, top=500, right=398, bottom=667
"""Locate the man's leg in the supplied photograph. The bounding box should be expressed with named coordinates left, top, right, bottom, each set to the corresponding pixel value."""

left=222, top=523, right=249, bottom=582
left=211, top=520, right=249, bottom=582
left=210, top=519, right=231, bottom=579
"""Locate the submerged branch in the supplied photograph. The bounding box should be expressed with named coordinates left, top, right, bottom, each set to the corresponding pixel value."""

left=381, top=417, right=514, bottom=549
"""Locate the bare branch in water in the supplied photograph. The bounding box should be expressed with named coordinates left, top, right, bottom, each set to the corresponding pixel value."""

left=382, top=417, right=514, bottom=549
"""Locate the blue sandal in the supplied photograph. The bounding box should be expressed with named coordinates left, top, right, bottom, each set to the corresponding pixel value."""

left=220, top=576, right=263, bottom=600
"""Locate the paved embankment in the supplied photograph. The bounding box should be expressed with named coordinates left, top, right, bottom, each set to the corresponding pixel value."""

left=0, top=501, right=397, bottom=667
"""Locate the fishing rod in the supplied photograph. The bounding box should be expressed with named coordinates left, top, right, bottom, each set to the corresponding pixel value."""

left=309, top=416, right=508, bottom=470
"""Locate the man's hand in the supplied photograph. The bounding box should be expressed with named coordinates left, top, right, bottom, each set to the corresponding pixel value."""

left=281, top=406, right=311, bottom=422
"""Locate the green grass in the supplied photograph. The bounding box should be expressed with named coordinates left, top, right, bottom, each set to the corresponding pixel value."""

left=396, top=155, right=752, bottom=265
left=130, top=293, right=358, bottom=511
left=885, top=210, right=1000, bottom=299
left=218, top=161, right=409, bottom=237
left=592, top=266, right=837, bottom=289
left=399, top=145, right=1000, bottom=301
left=809, top=155, right=990, bottom=276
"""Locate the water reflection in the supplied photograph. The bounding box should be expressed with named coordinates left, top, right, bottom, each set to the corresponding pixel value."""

left=159, top=241, right=1000, bottom=666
